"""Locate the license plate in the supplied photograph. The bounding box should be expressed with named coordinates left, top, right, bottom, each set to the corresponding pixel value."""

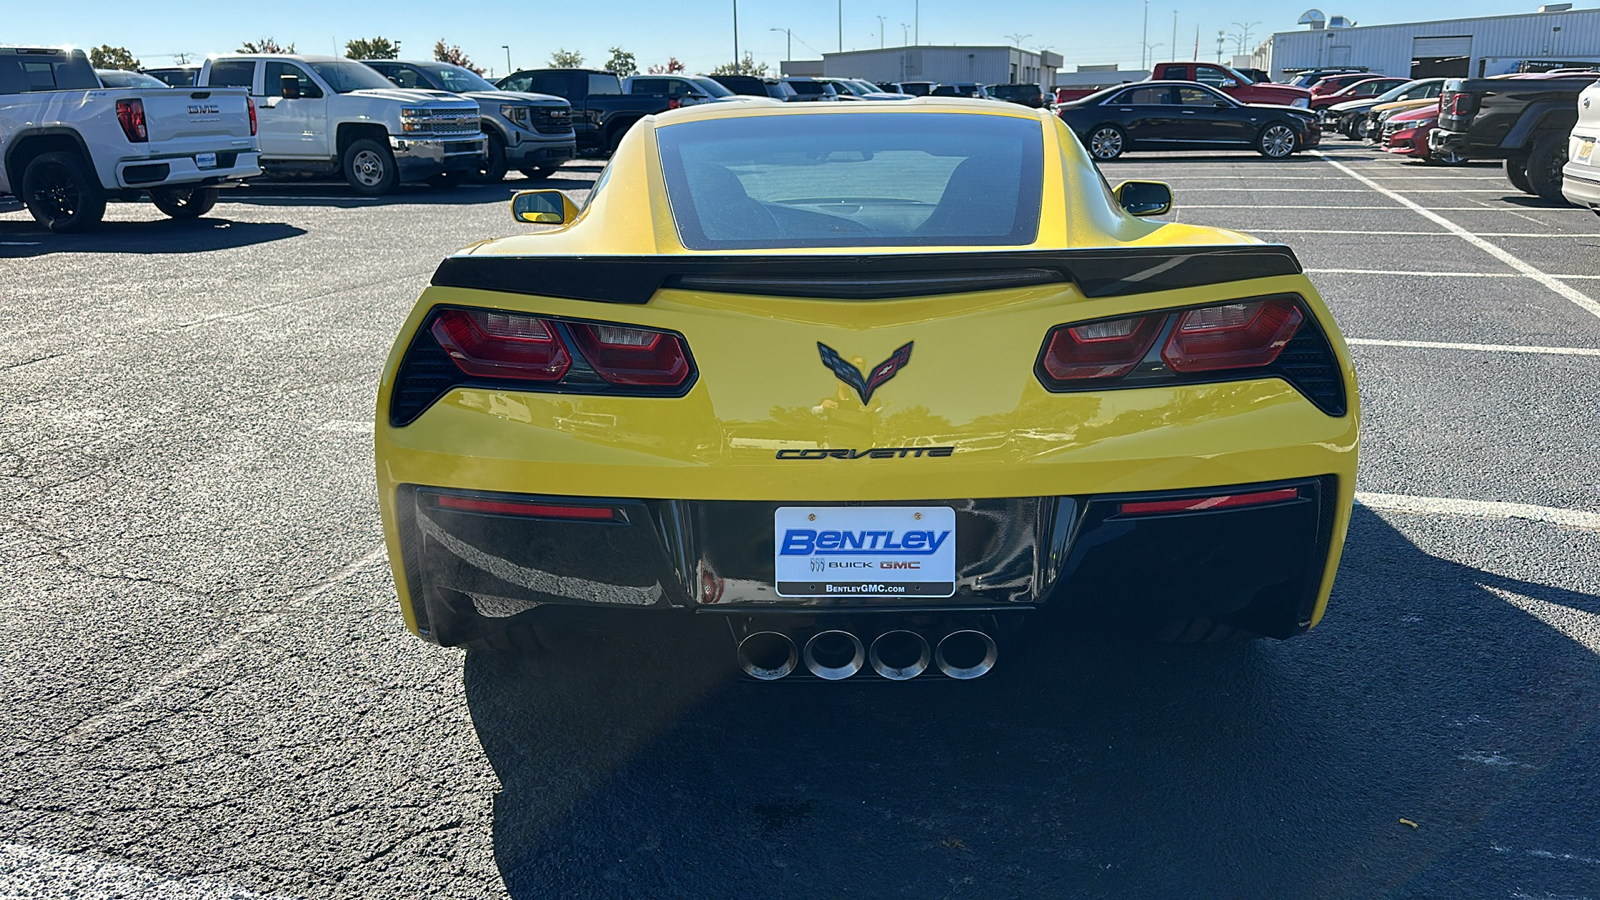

left=774, top=506, right=956, bottom=598
left=195, top=152, right=217, bottom=169
left=1579, top=139, right=1595, bottom=165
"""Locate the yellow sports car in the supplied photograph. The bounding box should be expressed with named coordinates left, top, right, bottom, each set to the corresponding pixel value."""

left=375, top=99, right=1359, bottom=681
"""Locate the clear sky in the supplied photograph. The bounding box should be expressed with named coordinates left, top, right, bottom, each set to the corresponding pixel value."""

left=7, top=0, right=1587, bottom=77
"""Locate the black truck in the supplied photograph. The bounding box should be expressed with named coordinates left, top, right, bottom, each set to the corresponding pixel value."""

left=1432, top=73, right=1599, bottom=203
left=496, top=68, right=669, bottom=154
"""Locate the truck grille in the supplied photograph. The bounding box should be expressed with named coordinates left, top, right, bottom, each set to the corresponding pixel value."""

left=406, top=110, right=481, bottom=135
left=534, top=107, right=574, bottom=136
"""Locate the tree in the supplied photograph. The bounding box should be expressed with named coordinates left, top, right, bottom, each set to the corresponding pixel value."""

left=237, top=38, right=295, bottom=54
left=433, top=39, right=483, bottom=74
left=89, top=45, right=140, bottom=70
left=345, top=37, right=400, bottom=60
left=710, top=53, right=769, bottom=77
left=647, top=57, right=686, bottom=74
left=549, top=49, right=584, bottom=68
left=604, top=47, right=637, bottom=78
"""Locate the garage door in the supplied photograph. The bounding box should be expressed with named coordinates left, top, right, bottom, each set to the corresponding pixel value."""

left=1414, top=36, right=1473, bottom=57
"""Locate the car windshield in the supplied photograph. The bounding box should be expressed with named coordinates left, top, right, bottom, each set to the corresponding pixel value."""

left=689, top=76, right=734, bottom=97
left=307, top=60, right=395, bottom=93
left=429, top=64, right=497, bottom=93
left=657, top=112, right=1044, bottom=250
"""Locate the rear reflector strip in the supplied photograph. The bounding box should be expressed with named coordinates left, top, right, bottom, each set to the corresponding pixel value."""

left=435, top=495, right=620, bottom=521
left=1117, top=487, right=1300, bottom=516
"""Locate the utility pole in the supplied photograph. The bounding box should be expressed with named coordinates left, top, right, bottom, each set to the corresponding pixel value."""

left=1216, top=30, right=1225, bottom=62
left=734, top=0, right=741, bottom=68
left=1171, top=11, right=1177, bottom=66
left=770, top=27, right=792, bottom=61
left=502, top=45, right=511, bottom=73
left=877, top=16, right=887, bottom=48
left=1141, top=0, right=1150, bottom=70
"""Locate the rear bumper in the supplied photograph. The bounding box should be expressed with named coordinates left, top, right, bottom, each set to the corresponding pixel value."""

left=394, top=476, right=1343, bottom=645
left=1428, top=128, right=1474, bottom=157
left=1561, top=164, right=1600, bottom=208
left=115, top=151, right=260, bottom=189
left=390, top=135, right=487, bottom=180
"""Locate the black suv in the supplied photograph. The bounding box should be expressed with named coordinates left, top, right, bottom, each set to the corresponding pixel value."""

left=989, top=83, right=1045, bottom=107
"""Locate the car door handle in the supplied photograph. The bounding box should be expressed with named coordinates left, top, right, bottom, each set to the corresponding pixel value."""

left=1182, top=110, right=1197, bottom=115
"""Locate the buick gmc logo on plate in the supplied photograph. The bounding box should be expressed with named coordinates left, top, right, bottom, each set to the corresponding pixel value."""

left=773, top=506, right=957, bottom=598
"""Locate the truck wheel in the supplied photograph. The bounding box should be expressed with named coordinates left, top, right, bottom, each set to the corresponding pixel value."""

left=1087, top=124, right=1126, bottom=160
left=1257, top=123, right=1298, bottom=158
left=151, top=186, right=219, bottom=219
left=21, top=151, right=106, bottom=234
left=1504, top=156, right=1535, bottom=195
left=519, top=166, right=561, bottom=180
left=476, top=132, right=508, bottom=183
left=342, top=138, right=398, bottom=196
left=1524, top=132, right=1571, bottom=205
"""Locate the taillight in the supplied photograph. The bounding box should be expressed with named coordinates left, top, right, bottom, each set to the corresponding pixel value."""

left=247, top=97, right=257, bottom=136
left=430, top=308, right=571, bottom=381
left=571, top=323, right=692, bottom=386
left=1161, top=298, right=1303, bottom=372
left=1040, top=314, right=1162, bottom=380
left=115, top=99, right=147, bottom=143
left=1447, top=91, right=1474, bottom=117
left=435, top=494, right=621, bottom=521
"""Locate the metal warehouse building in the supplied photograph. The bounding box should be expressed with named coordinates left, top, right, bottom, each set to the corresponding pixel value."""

left=1253, top=5, right=1600, bottom=80
left=794, top=46, right=1062, bottom=87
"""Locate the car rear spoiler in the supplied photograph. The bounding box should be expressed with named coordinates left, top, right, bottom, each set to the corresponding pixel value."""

left=429, top=245, right=1304, bottom=304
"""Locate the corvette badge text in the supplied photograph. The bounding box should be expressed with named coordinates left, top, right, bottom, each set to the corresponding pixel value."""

left=775, top=447, right=955, bottom=460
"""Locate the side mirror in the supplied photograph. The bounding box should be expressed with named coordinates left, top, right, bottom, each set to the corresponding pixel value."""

left=279, top=73, right=300, bottom=100
left=512, top=190, right=580, bottom=225
left=1115, top=180, right=1173, bottom=217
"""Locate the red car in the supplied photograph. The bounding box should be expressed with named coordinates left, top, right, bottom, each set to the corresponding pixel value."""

left=1381, top=104, right=1463, bottom=164
left=1309, top=77, right=1411, bottom=111
left=1310, top=72, right=1381, bottom=96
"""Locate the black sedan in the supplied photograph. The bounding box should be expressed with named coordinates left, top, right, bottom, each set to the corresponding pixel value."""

left=1057, top=81, right=1321, bottom=160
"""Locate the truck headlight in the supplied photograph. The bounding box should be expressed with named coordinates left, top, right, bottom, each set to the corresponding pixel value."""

left=501, top=105, right=532, bottom=127
left=1292, top=97, right=1310, bottom=109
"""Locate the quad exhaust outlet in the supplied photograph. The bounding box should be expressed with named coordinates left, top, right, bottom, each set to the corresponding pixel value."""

left=734, top=623, right=995, bottom=681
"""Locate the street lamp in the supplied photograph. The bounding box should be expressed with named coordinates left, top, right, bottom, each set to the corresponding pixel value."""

left=1005, top=32, right=1032, bottom=47
left=733, top=0, right=741, bottom=69
left=769, top=27, right=792, bottom=61
left=1231, top=20, right=1261, bottom=56
left=901, top=22, right=910, bottom=45
left=877, top=16, right=887, bottom=48
left=502, top=45, right=510, bottom=74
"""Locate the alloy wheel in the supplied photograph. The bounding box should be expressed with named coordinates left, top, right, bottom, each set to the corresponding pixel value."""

left=1261, top=125, right=1296, bottom=158
left=1090, top=128, right=1123, bottom=160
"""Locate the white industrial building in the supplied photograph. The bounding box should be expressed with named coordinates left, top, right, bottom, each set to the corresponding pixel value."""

left=784, top=46, right=1063, bottom=87
left=1252, top=5, right=1600, bottom=80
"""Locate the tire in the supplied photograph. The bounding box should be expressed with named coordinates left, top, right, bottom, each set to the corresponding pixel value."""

left=1086, top=124, right=1126, bottom=161
left=1152, top=617, right=1253, bottom=644
left=1504, top=156, right=1535, bottom=195
left=1256, top=122, right=1298, bottom=159
left=1427, top=147, right=1467, bottom=167
left=150, top=186, right=219, bottom=219
left=476, top=131, right=508, bottom=183
left=21, top=151, right=106, bottom=233
left=519, top=166, right=561, bottom=180
left=1355, top=117, right=1371, bottom=140
left=341, top=138, right=398, bottom=196
left=605, top=121, right=635, bottom=154
left=1524, top=132, right=1571, bottom=205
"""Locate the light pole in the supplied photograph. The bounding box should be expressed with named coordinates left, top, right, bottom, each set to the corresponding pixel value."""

left=1231, top=20, right=1261, bottom=57
left=1141, top=0, right=1149, bottom=70
left=502, top=45, right=511, bottom=73
left=1141, top=42, right=1163, bottom=69
left=1216, top=30, right=1225, bottom=62
left=1170, top=12, right=1177, bottom=65
left=769, top=27, right=792, bottom=61
left=733, top=0, right=740, bottom=69
left=901, top=22, right=910, bottom=45
left=1005, top=32, right=1032, bottom=48
left=838, top=0, right=843, bottom=51
left=877, top=16, right=886, bottom=48
left=915, top=0, right=919, bottom=45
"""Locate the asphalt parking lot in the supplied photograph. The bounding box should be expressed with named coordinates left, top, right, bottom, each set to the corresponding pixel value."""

left=2, top=143, right=1599, bottom=899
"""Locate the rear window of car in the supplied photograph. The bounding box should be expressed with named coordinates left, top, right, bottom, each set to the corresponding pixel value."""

left=657, top=112, right=1044, bottom=250
left=0, top=52, right=100, bottom=94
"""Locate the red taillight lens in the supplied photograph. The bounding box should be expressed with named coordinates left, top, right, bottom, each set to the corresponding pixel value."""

left=1448, top=92, right=1472, bottom=117
left=430, top=308, right=571, bottom=381
left=247, top=97, right=258, bottom=135
left=115, top=99, right=147, bottom=143
left=1160, top=298, right=1303, bottom=373
left=1117, top=487, right=1300, bottom=516
left=435, top=494, right=620, bottom=521
left=1040, top=314, right=1162, bottom=381
left=570, top=323, right=691, bottom=386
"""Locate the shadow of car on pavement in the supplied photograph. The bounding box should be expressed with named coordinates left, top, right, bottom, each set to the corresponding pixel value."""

left=0, top=218, right=306, bottom=258
left=464, top=506, right=1600, bottom=898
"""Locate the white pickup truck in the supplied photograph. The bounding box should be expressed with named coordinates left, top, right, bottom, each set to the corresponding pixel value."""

left=199, top=55, right=485, bottom=195
left=0, top=46, right=260, bottom=233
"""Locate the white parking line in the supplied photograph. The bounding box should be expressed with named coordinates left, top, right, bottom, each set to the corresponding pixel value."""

left=1180, top=187, right=1512, bottom=193
left=1316, top=152, right=1600, bottom=322
left=1347, top=338, right=1600, bottom=356
left=1267, top=229, right=1600, bottom=238
left=64, top=545, right=387, bottom=740
left=1484, top=586, right=1600, bottom=656
left=1356, top=493, right=1600, bottom=531
left=1185, top=205, right=1577, bottom=212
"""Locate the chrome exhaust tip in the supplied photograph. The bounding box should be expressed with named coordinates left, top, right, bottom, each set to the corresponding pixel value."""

left=737, top=631, right=798, bottom=680
left=868, top=630, right=931, bottom=680
left=802, top=630, right=866, bottom=680
left=935, top=629, right=998, bottom=680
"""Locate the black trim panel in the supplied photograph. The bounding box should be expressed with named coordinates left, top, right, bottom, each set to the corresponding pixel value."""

left=429, top=245, right=1304, bottom=304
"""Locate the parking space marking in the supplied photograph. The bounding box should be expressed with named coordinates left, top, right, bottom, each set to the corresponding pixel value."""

left=1347, top=338, right=1600, bottom=356
left=1269, top=229, right=1600, bottom=238
left=1316, top=152, right=1600, bottom=322
left=63, top=545, right=387, bottom=740
left=1307, top=268, right=1519, bottom=277
left=1175, top=187, right=1513, bottom=193
left=1484, top=587, right=1600, bottom=656
left=1356, top=493, right=1600, bottom=532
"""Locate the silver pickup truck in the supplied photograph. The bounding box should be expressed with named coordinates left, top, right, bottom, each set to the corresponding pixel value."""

left=0, top=46, right=261, bottom=232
